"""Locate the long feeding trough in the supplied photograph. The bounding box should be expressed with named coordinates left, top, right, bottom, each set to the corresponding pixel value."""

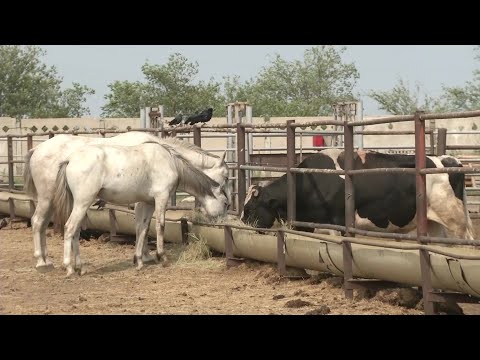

left=2, top=192, right=480, bottom=298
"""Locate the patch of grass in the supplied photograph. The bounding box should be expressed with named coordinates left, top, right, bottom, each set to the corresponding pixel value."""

left=175, top=233, right=224, bottom=269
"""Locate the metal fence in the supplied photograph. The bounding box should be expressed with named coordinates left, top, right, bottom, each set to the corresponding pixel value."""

left=1, top=107, right=480, bottom=314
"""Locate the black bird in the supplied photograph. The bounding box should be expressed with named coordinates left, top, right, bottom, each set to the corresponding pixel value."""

left=184, top=108, right=213, bottom=125
left=168, top=111, right=184, bottom=126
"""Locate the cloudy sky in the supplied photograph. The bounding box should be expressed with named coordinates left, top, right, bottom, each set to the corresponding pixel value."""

left=40, top=45, right=478, bottom=117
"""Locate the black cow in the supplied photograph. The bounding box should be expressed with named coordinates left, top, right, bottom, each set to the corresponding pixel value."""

left=240, top=149, right=475, bottom=240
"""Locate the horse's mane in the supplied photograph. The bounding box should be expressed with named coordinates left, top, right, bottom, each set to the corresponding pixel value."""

left=161, top=138, right=224, bottom=169
left=162, top=137, right=220, bottom=159
left=143, top=141, right=220, bottom=198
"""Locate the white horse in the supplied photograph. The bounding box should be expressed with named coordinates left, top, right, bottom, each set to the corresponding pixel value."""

left=52, top=142, right=228, bottom=276
left=23, top=132, right=231, bottom=270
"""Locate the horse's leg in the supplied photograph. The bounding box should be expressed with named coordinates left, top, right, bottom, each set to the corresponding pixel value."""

left=154, top=194, right=170, bottom=265
left=63, top=205, right=90, bottom=277
left=31, top=196, right=54, bottom=270
left=134, top=202, right=155, bottom=270
left=72, top=227, right=86, bottom=275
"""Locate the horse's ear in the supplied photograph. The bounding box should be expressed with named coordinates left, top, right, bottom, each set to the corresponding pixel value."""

left=220, top=151, right=227, bottom=162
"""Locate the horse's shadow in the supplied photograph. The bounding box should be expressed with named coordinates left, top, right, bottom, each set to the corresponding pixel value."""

left=91, top=260, right=136, bottom=275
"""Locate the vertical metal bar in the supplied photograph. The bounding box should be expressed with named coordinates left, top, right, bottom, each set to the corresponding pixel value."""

left=193, top=126, right=202, bottom=209
left=355, top=100, right=364, bottom=149
left=109, top=209, right=117, bottom=240
left=436, top=128, right=447, bottom=156
left=226, top=105, right=235, bottom=209
left=343, top=106, right=355, bottom=300
left=9, top=198, right=15, bottom=223
left=246, top=105, right=253, bottom=189
left=299, top=132, right=303, bottom=163
left=193, top=126, right=202, bottom=148
left=415, top=111, right=435, bottom=315
left=140, top=108, right=146, bottom=129
left=145, top=107, right=151, bottom=128
left=27, top=135, right=33, bottom=151
left=237, top=123, right=246, bottom=216
left=7, top=136, right=14, bottom=190
left=224, top=225, right=234, bottom=267
left=276, top=230, right=286, bottom=275
left=429, top=120, right=436, bottom=155
left=180, top=218, right=189, bottom=245
left=234, top=106, right=242, bottom=212
left=286, top=120, right=296, bottom=223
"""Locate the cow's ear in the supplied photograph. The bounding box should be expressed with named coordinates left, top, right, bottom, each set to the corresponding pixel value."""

left=253, top=189, right=259, bottom=197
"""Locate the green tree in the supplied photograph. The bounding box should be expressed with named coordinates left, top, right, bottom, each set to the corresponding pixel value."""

left=368, top=78, right=439, bottom=115
left=232, top=46, right=360, bottom=116
left=439, top=46, right=480, bottom=112
left=0, top=45, right=94, bottom=119
left=101, top=81, right=155, bottom=118
left=369, top=46, right=480, bottom=115
left=102, top=53, right=225, bottom=118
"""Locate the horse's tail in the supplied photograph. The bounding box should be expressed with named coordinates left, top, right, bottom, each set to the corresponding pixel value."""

left=23, top=149, right=37, bottom=199
left=52, top=161, right=73, bottom=235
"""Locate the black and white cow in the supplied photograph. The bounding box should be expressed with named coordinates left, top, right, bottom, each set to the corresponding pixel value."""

left=240, top=149, right=475, bottom=240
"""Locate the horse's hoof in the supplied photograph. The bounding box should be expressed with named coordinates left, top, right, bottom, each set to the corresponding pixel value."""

left=65, top=267, right=75, bottom=277
left=162, top=260, right=171, bottom=268
left=156, top=252, right=168, bottom=264
left=136, top=263, right=144, bottom=271
left=79, top=268, right=87, bottom=276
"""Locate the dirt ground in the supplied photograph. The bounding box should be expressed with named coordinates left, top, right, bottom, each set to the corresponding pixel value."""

left=1, top=220, right=480, bottom=315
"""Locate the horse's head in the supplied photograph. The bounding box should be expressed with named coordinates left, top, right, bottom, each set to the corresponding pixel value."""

left=202, top=181, right=229, bottom=218
left=204, top=150, right=232, bottom=210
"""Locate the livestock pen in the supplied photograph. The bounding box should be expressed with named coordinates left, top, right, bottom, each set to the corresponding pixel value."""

left=1, top=103, right=480, bottom=315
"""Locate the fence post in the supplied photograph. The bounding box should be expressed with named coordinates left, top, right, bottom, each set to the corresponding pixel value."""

left=109, top=209, right=117, bottom=240
left=436, top=128, right=447, bottom=156
left=226, top=105, right=235, bottom=209
left=9, top=198, right=15, bottom=224
left=276, top=230, right=286, bottom=275
left=246, top=105, right=253, bottom=189
left=224, top=225, right=239, bottom=267
left=7, top=135, right=14, bottom=190
left=27, top=134, right=33, bottom=151
left=343, top=105, right=355, bottom=300
left=286, top=120, right=296, bottom=224
left=415, top=110, right=435, bottom=315
left=180, top=218, right=189, bottom=245
left=237, top=123, right=246, bottom=216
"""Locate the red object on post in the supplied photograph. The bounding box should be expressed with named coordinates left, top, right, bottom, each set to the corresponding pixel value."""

left=313, top=135, right=325, bottom=147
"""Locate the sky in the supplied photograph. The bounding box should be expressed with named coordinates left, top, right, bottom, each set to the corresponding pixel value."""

left=40, top=45, right=478, bottom=118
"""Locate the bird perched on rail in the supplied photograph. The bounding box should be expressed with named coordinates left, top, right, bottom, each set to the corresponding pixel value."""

left=168, top=111, right=185, bottom=126
left=184, top=107, right=213, bottom=125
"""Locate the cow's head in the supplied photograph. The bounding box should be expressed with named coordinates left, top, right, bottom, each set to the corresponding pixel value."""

left=240, top=185, right=277, bottom=229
